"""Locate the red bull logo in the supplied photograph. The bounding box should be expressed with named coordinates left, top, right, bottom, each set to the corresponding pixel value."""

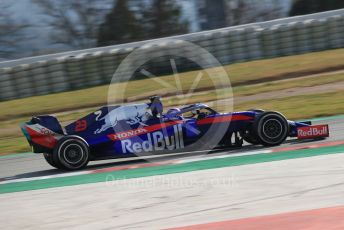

left=297, top=125, right=329, bottom=139
left=121, top=124, right=184, bottom=154
left=95, top=104, right=150, bottom=134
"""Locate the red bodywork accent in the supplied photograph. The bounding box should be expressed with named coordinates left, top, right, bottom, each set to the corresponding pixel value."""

left=75, top=119, right=87, bottom=132
left=297, top=124, right=329, bottom=139
left=26, top=126, right=58, bottom=148
left=196, top=114, right=253, bottom=125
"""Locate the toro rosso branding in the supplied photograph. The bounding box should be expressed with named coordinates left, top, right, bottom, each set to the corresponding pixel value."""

left=95, top=104, right=150, bottom=134
left=297, top=125, right=329, bottom=139
left=23, top=123, right=62, bottom=148
left=120, top=124, right=184, bottom=154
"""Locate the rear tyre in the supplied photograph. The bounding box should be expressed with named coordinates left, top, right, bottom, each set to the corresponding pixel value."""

left=43, top=153, right=64, bottom=169
left=253, top=111, right=289, bottom=146
left=53, top=136, right=90, bottom=170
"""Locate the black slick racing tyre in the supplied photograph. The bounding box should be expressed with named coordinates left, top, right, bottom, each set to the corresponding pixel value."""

left=53, top=136, right=90, bottom=170
left=43, top=153, right=64, bottom=169
left=240, top=109, right=265, bottom=145
left=253, top=111, right=289, bottom=146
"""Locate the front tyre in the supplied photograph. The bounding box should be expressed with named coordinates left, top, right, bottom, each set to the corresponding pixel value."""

left=53, top=136, right=89, bottom=170
left=240, top=109, right=265, bottom=145
left=240, top=128, right=260, bottom=145
left=253, top=112, right=289, bottom=146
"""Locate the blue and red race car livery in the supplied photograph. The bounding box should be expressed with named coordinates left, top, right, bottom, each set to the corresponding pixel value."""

left=21, top=97, right=329, bottom=170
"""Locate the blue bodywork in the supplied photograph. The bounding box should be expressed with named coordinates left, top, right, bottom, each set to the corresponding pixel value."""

left=22, top=98, right=311, bottom=160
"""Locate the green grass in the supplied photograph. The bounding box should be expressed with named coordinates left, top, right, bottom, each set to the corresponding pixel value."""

left=233, top=72, right=344, bottom=96
left=165, top=72, right=344, bottom=106
left=223, top=48, right=344, bottom=84
left=0, top=136, right=31, bottom=155
left=233, top=90, right=344, bottom=120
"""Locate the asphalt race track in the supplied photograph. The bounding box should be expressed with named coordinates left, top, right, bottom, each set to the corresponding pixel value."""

left=0, top=116, right=343, bottom=182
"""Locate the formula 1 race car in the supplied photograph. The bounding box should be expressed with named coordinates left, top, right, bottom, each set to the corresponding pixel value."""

left=21, top=97, right=329, bottom=170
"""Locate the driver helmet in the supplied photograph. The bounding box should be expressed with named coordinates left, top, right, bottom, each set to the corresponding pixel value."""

left=167, top=108, right=181, bottom=115
left=166, top=108, right=182, bottom=119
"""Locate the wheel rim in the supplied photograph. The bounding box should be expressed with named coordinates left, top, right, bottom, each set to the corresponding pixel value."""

left=62, top=144, right=85, bottom=165
left=262, top=119, right=283, bottom=139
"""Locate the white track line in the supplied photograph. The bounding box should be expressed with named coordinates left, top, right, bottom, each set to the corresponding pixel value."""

left=0, top=149, right=272, bottom=185
left=0, top=171, right=89, bottom=185
left=178, top=150, right=272, bottom=164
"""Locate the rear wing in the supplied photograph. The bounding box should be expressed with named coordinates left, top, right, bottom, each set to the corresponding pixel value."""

left=20, top=116, right=64, bottom=153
